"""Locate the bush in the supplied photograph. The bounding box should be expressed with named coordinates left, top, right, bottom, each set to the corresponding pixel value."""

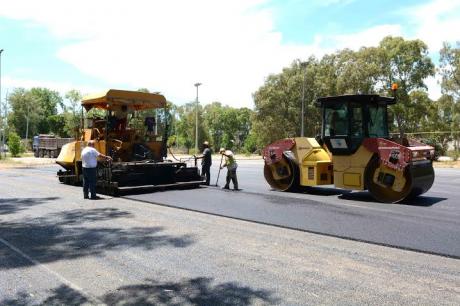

left=447, top=150, right=460, bottom=161
left=243, top=133, right=258, bottom=154
left=8, top=132, right=23, bottom=157
left=422, top=138, right=447, bottom=161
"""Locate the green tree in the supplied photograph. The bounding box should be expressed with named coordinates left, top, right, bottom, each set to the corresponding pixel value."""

left=202, top=102, right=254, bottom=152
left=243, top=131, right=258, bottom=154
left=8, top=88, right=39, bottom=138
left=8, top=131, right=23, bottom=157
left=405, top=90, right=433, bottom=132
left=49, top=114, right=68, bottom=137
left=235, top=107, right=253, bottom=149
left=251, top=36, right=435, bottom=149
left=253, top=65, right=301, bottom=145
left=29, top=88, right=63, bottom=134
left=174, top=102, right=207, bottom=154
left=8, top=88, right=63, bottom=138
left=202, top=102, right=226, bottom=151
left=64, top=89, right=83, bottom=138
left=376, top=36, right=435, bottom=136
left=439, top=42, right=460, bottom=150
left=439, top=42, right=460, bottom=100
left=252, top=58, right=321, bottom=148
left=422, top=94, right=456, bottom=152
left=336, top=47, right=381, bottom=94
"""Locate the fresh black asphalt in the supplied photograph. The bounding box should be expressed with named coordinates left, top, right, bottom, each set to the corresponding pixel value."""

left=125, top=161, right=460, bottom=258
left=5, top=162, right=459, bottom=258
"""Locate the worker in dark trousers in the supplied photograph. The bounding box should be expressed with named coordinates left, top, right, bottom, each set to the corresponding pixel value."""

left=220, top=148, right=238, bottom=190
left=81, top=140, right=112, bottom=199
left=196, top=141, right=212, bottom=185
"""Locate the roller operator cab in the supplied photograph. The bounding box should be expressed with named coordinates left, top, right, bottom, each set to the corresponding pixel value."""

left=263, top=94, right=435, bottom=203
left=56, top=89, right=204, bottom=195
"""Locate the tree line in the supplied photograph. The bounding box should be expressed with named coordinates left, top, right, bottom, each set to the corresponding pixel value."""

left=2, top=88, right=255, bottom=155
left=252, top=36, right=460, bottom=153
left=1, top=36, right=460, bottom=155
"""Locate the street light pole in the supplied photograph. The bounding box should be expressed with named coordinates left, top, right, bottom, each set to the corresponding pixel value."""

left=25, top=103, right=30, bottom=142
left=194, top=82, right=202, bottom=154
left=300, top=61, right=307, bottom=137
left=3, top=91, right=7, bottom=159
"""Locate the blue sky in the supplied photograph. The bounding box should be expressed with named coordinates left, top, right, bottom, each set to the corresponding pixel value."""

left=270, top=0, right=420, bottom=43
left=1, top=0, right=459, bottom=109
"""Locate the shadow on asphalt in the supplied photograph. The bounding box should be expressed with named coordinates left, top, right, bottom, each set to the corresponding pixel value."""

left=338, top=191, right=447, bottom=206
left=94, top=184, right=203, bottom=197
left=0, top=207, right=195, bottom=270
left=0, top=197, right=60, bottom=215
left=298, top=186, right=351, bottom=196
left=272, top=186, right=446, bottom=207
left=0, top=278, right=279, bottom=306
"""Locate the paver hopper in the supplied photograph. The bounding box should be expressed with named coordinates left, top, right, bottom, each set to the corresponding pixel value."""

left=56, top=89, right=204, bottom=195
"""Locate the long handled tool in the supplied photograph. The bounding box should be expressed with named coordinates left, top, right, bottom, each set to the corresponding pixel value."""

left=214, top=154, right=224, bottom=186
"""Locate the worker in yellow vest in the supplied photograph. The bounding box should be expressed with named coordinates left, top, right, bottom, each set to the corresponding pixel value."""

left=219, top=148, right=239, bottom=190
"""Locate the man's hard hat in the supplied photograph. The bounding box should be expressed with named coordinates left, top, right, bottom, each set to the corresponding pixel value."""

left=219, top=147, right=225, bottom=153
left=203, top=141, right=209, bottom=146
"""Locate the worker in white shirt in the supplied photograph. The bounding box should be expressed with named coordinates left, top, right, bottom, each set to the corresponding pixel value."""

left=81, top=140, right=112, bottom=199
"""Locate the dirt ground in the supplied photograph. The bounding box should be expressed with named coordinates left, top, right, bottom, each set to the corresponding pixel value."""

left=0, top=156, right=57, bottom=169
left=433, top=160, right=460, bottom=168
left=0, top=154, right=263, bottom=169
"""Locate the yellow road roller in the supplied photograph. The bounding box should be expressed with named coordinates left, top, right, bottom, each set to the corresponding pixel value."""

left=262, top=94, right=435, bottom=203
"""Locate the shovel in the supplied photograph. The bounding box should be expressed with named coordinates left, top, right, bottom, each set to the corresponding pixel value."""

left=214, top=154, right=224, bottom=186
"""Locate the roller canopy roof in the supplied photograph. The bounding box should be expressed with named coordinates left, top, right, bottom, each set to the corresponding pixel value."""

left=81, top=89, right=167, bottom=111
left=316, top=94, right=395, bottom=106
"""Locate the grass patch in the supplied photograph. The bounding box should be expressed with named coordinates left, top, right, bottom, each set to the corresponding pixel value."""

left=433, top=160, right=460, bottom=168
left=0, top=157, right=22, bottom=166
left=446, top=150, right=460, bottom=160
left=0, top=152, right=28, bottom=159
left=21, top=152, right=34, bottom=157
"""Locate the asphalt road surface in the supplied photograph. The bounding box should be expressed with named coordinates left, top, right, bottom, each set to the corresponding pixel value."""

left=127, top=159, right=460, bottom=258
left=0, top=162, right=459, bottom=305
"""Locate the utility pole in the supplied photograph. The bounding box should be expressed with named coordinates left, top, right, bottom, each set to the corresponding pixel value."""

left=25, top=102, right=30, bottom=142
left=452, top=102, right=458, bottom=152
left=194, top=82, right=202, bottom=154
left=2, top=90, right=7, bottom=159
left=300, top=61, right=307, bottom=137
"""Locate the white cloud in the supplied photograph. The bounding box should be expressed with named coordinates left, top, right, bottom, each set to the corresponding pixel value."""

left=308, top=24, right=402, bottom=54
left=1, top=0, right=299, bottom=108
left=2, top=76, right=101, bottom=99
left=424, top=75, right=442, bottom=100
left=405, top=0, right=460, bottom=53
left=315, top=0, right=356, bottom=7
left=1, top=0, right=458, bottom=107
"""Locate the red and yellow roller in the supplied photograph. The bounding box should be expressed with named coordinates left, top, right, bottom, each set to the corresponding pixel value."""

left=262, top=93, right=435, bottom=203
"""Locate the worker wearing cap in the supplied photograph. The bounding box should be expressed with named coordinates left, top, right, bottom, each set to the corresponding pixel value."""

left=196, top=141, right=212, bottom=185
left=81, top=140, right=112, bottom=199
left=219, top=148, right=238, bottom=190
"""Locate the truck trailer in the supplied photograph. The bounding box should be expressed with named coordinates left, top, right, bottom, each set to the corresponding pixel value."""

left=33, top=135, right=74, bottom=158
